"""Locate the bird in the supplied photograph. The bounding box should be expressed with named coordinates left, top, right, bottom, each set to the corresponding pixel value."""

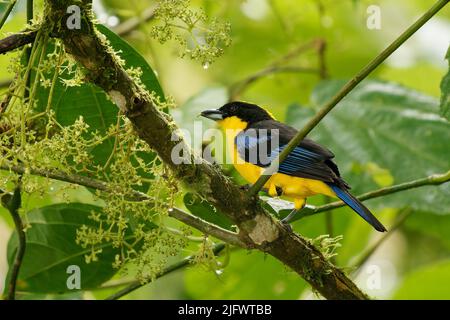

left=200, top=101, right=387, bottom=232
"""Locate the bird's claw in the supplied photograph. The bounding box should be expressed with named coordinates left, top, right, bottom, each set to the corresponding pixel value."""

left=239, top=184, right=251, bottom=191
left=280, top=218, right=293, bottom=233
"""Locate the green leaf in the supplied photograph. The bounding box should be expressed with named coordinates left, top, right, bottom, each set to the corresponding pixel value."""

left=183, top=193, right=234, bottom=231
left=393, top=260, right=450, bottom=299
left=34, top=25, right=164, bottom=187
left=286, top=80, right=450, bottom=214
left=440, top=46, right=450, bottom=121
left=5, top=203, right=142, bottom=294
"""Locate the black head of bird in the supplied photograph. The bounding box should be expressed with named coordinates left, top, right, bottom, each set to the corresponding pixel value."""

left=200, top=101, right=273, bottom=124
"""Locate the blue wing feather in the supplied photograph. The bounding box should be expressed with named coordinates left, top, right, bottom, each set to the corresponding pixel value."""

left=328, top=183, right=387, bottom=232
left=235, top=130, right=336, bottom=182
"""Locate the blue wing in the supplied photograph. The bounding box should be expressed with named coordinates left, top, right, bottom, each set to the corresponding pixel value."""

left=235, top=129, right=337, bottom=183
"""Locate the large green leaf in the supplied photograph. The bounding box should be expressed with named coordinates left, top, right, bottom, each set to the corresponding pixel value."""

left=5, top=203, right=140, bottom=294
left=440, top=46, right=450, bottom=121
left=286, top=80, right=450, bottom=214
left=34, top=25, right=164, bottom=183
left=393, top=260, right=450, bottom=299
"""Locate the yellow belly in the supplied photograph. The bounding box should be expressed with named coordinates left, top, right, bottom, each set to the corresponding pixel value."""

left=231, top=144, right=336, bottom=209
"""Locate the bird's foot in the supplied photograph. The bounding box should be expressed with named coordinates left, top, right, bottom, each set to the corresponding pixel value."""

left=239, top=184, right=251, bottom=191
left=280, top=219, right=293, bottom=233
left=280, top=209, right=298, bottom=233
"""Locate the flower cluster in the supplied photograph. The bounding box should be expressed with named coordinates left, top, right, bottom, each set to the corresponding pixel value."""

left=151, top=0, right=232, bottom=66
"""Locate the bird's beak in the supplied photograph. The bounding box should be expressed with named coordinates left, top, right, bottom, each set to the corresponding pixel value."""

left=200, top=109, right=224, bottom=121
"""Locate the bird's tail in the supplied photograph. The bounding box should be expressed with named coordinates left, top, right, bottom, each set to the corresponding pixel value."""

left=327, top=183, right=387, bottom=232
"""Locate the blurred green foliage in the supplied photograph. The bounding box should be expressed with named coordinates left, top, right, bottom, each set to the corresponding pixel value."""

left=0, top=0, right=449, bottom=300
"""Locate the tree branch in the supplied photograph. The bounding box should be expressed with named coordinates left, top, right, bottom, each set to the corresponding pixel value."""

left=1, top=185, right=25, bottom=300
left=247, top=0, right=450, bottom=196
left=24, top=0, right=34, bottom=101
left=295, top=171, right=450, bottom=221
left=168, top=208, right=245, bottom=247
left=105, top=243, right=226, bottom=300
left=43, top=0, right=369, bottom=299
left=0, top=30, right=37, bottom=55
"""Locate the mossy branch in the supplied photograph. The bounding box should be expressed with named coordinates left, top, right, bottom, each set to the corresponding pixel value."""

left=42, top=0, right=368, bottom=300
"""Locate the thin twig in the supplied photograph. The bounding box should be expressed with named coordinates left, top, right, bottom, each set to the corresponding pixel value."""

left=0, top=0, right=17, bottom=31
left=316, top=39, right=328, bottom=79
left=270, top=39, right=321, bottom=66
left=24, top=0, right=34, bottom=101
left=169, top=208, right=245, bottom=247
left=0, top=30, right=37, bottom=55
left=0, top=75, right=17, bottom=115
left=230, top=66, right=318, bottom=100
left=229, top=39, right=325, bottom=100
left=351, top=208, right=412, bottom=277
left=114, top=5, right=157, bottom=37
left=1, top=185, right=25, bottom=300
left=247, top=0, right=450, bottom=196
left=268, top=0, right=291, bottom=36
left=105, top=243, right=225, bottom=300
left=296, top=170, right=450, bottom=221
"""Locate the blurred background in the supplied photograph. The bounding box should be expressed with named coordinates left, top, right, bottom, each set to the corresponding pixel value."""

left=0, top=0, right=449, bottom=299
